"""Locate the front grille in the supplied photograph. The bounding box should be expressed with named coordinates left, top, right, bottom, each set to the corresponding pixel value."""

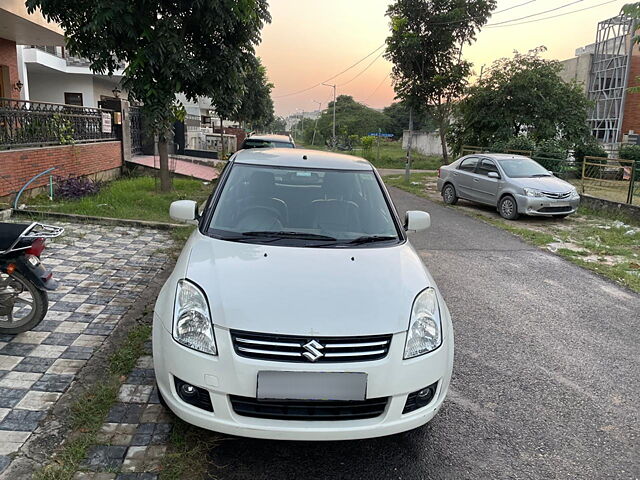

left=538, top=206, right=573, bottom=213
left=230, top=330, right=392, bottom=363
left=542, top=191, right=571, bottom=199
left=230, top=395, right=388, bottom=420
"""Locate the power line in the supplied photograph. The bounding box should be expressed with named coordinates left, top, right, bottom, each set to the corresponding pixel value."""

left=363, top=72, right=391, bottom=103
left=274, top=44, right=385, bottom=99
left=486, top=0, right=584, bottom=26
left=493, top=0, right=538, bottom=15
left=337, top=51, right=384, bottom=87
left=486, top=0, right=623, bottom=27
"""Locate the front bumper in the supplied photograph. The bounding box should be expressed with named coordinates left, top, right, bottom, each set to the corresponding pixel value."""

left=153, top=320, right=453, bottom=441
left=514, top=194, right=580, bottom=216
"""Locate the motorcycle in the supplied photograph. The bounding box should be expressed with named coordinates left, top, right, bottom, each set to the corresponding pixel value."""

left=0, top=222, right=64, bottom=334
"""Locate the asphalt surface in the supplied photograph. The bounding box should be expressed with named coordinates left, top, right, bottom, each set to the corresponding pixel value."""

left=202, top=187, right=640, bottom=480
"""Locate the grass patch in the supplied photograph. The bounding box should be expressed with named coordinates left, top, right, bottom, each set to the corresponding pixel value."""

left=383, top=172, right=437, bottom=197
left=27, top=176, right=214, bottom=223
left=34, top=323, right=152, bottom=480
left=160, top=419, right=220, bottom=480
left=297, top=141, right=442, bottom=170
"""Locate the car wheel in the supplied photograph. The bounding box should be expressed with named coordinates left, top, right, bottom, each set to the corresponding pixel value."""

left=498, top=195, right=519, bottom=220
left=442, top=183, right=458, bottom=205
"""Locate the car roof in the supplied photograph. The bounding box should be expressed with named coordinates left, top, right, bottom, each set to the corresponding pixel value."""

left=232, top=148, right=374, bottom=171
left=472, top=153, right=532, bottom=161
left=244, top=134, right=293, bottom=143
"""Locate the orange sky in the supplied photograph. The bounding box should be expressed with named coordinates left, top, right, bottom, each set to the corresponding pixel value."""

left=257, top=0, right=630, bottom=115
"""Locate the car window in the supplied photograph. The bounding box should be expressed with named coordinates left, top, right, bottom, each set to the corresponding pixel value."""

left=207, top=164, right=400, bottom=246
left=496, top=157, right=552, bottom=178
left=242, top=139, right=293, bottom=149
left=477, top=159, right=499, bottom=176
left=458, top=157, right=479, bottom=172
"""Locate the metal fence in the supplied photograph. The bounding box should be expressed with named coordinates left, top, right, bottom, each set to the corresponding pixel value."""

left=0, top=97, right=117, bottom=150
left=578, top=156, right=638, bottom=206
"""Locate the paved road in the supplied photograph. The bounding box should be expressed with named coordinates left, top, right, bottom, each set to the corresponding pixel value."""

left=203, top=187, right=639, bottom=480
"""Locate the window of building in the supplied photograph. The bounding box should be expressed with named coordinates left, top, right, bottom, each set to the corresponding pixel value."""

left=64, top=92, right=83, bottom=106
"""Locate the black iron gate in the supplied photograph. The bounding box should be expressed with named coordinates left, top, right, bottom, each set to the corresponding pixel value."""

left=130, top=106, right=143, bottom=155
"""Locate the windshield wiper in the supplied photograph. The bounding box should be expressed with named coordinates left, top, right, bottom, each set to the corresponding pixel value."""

left=531, top=173, right=552, bottom=177
left=241, top=231, right=338, bottom=241
left=345, top=235, right=398, bottom=245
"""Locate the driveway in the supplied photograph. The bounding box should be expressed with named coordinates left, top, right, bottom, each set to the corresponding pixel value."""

left=198, top=187, right=639, bottom=479
left=0, top=221, right=173, bottom=476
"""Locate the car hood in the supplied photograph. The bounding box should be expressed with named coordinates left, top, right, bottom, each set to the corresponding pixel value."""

left=185, top=238, right=433, bottom=336
left=509, top=176, right=573, bottom=193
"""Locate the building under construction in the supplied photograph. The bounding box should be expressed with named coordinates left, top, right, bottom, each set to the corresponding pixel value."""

left=561, top=14, right=640, bottom=152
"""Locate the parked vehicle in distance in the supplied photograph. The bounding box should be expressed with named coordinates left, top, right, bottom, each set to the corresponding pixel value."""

left=0, top=222, right=64, bottom=334
left=240, top=134, right=295, bottom=150
left=154, top=148, right=454, bottom=441
left=437, top=154, right=581, bottom=220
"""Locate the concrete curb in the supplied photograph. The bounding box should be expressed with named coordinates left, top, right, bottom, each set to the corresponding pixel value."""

left=579, top=194, right=640, bottom=222
left=10, top=209, right=187, bottom=230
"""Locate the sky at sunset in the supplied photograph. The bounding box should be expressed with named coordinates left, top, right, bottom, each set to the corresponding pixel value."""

left=256, top=0, right=631, bottom=116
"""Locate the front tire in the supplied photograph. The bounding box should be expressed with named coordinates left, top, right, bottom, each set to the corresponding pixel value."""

left=0, top=270, right=48, bottom=334
left=498, top=195, right=519, bottom=220
left=442, top=183, right=458, bottom=205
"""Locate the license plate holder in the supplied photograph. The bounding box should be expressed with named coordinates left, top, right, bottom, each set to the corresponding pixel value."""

left=257, top=371, right=367, bottom=401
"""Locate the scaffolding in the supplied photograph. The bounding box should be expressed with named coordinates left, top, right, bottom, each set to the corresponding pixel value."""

left=586, top=15, right=637, bottom=151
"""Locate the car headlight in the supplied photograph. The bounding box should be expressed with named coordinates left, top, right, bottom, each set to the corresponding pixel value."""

left=404, top=288, right=442, bottom=359
left=173, top=279, right=217, bottom=355
left=569, top=187, right=580, bottom=198
left=523, top=187, right=544, bottom=197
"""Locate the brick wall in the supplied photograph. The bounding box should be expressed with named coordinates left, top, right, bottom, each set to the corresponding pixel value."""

left=622, top=51, right=640, bottom=137
left=0, top=141, right=122, bottom=198
left=0, top=38, right=19, bottom=99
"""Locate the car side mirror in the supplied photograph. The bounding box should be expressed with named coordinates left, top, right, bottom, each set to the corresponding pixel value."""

left=487, top=171, right=500, bottom=179
left=170, top=200, right=199, bottom=225
left=405, top=211, right=430, bottom=233
left=548, top=170, right=554, bottom=176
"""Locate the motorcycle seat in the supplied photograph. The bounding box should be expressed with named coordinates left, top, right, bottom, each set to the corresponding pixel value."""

left=0, top=223, right=32, bottom=251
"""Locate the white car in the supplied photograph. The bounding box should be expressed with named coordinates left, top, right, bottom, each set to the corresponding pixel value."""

left=153, top=148, right=454, bottom=441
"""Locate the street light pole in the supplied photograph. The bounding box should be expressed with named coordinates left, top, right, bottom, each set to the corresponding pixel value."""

left=311, top=100, right=321, bottom=146
left=322, top=83, right=336, bottom=149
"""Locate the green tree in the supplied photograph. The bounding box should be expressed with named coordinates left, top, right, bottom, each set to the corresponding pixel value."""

left=449, top=48, right=592, bottom=155
left=383, top=101, right=436, bottom=138
left=384, top=0, right=496, bottom=164
left=232, top=57, right=275, bottom=132
left=28, top=0, right=270, bottom=191
left=265, top=116, right=287, bottom=133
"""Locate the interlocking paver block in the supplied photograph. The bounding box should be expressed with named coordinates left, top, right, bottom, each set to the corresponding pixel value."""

left=121, top=445, right=166, bottom=473
left=47, top=359, right=86, bottom=375
left=0, top=430, right=31, bottom=455
left=11, top=332, right=50, bottom=345
left=96, top=422, right=138, bottom=446
left=0, top=409, right=46, bottom=431
left=29, top=345, right=68, bottom=359
left=72, top=472, right=117, bottom=480
left=32, top=374, right=74, bottom=393
left=13, top=357, right=55, bottom=373
left=0, top=372, right=42, bottom=389
left=0, top=388, right=27, bottom=408
left=15, top=391, right=61, bottom=411
left=118, top=385, right=153, bottom=404
left=81, top=445, right=128, bottom=472
left=0, top=355, right=23, bottom=371
left=106, top=403, right=144, bottom=424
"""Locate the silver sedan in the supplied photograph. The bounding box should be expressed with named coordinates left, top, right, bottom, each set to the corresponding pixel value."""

left=436, top=154, right=580, bottom=220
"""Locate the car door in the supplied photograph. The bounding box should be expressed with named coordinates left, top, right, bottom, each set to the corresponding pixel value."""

left=453, top=156, right=480, bottom=200
left=473, top=158, right=502, bottom=205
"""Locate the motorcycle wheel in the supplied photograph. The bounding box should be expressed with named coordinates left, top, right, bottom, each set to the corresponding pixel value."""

left=0, top=270, right=48, bottom=335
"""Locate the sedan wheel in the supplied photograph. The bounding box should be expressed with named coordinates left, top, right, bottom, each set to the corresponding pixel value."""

left=442, top=184, right=458, bottom=205
left=499, top=196, right=519, bottom=220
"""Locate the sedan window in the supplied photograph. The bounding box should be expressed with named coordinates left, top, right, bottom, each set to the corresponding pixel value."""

left=458, top=157, right=479, bottom=172
left=207, top=164, right=400, bottom=247
left=497, top=157, right=552, bottom=178
left=477, top=159, right=500, bottom=176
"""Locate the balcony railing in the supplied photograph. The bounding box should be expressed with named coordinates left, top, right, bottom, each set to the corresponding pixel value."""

left=0, top=98, right=118, bottom=150
left=28, top=46, right=125, bottom=69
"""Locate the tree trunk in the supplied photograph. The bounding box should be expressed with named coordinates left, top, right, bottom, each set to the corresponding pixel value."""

left=404, top=107, right=413, bottom=183
left=220, top=118, right=225, bottom=160
left=436, top=104, right=449, bottom=164
left=158, top=136, right=172, bottom=192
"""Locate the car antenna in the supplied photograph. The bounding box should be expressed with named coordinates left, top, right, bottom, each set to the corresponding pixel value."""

left=302, top=154, right=308, bottom=160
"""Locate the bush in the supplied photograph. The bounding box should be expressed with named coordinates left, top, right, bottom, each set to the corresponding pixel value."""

left=534, top=139, right=569, bottom=160
left=573, top=139, right=607, bottom=164
left=619, top=145, right=640, bottom=180
left=360, top=136, right=375, bottom=158
left=54, top=175, right=102, bottom=199
left=489, top=136, right=535, bottom=154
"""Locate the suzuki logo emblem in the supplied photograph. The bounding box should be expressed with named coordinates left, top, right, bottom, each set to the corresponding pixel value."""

left=302, top=339, right=324, bottom=362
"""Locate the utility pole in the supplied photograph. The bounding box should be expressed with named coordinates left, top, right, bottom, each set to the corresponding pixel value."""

left=377, top=127, right=381, bottom=163
left=322, top=83, right=336, bottom=149
left=405, top=107, right=413, bottom=183
left=311, top=100, right=321, bottom=146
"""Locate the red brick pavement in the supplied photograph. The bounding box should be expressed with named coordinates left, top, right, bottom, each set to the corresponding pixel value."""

left=127, top=155, right=219, bottom=181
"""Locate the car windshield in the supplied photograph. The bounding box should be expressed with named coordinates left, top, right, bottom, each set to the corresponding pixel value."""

left=496, top=157, right=551, bottom=178
left=243, top=139, right=294, bottom=149
left=208, top=164, right=400, bottom=247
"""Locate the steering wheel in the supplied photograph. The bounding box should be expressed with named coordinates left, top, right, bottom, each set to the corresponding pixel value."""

left=235, top=205, right=284, bottom=231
